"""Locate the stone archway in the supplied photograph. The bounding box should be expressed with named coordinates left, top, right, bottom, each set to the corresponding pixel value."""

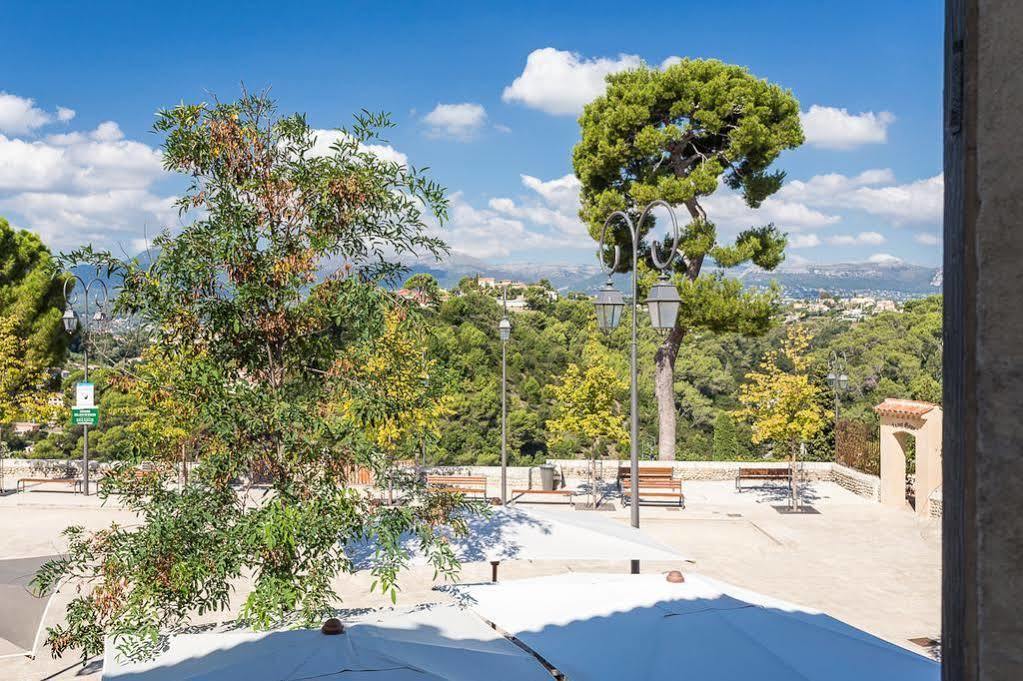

left=874, top=399, right=943, bottom=517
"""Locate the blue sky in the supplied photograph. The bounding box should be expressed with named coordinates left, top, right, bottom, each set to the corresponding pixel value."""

left=0, top=0, right=943, bottom=266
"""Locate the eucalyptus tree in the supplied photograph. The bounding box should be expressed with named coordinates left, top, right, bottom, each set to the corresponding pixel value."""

left=573, top=58, right=803, bottom=459
left=34, top=94, right=471, bottom=661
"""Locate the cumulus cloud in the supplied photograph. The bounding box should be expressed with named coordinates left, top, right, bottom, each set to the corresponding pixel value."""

left=423, top=103, right=487, bottom=140
left=789, top=233, right=822, bottom=248
left=867, top=253, right=903, bottom=264
left=700, top=191, right=841, bottom=235
left=0, top=96, right=175, bottom=252
left=438, top=173, right=589, bottom=258
left=914, top=232, right=941, bottom=246
left=438, top=191, right=576, bottom=259
left=0, top=122, right=164, bottom=193
left=828, top=231, right=887, bottom=246
left=502, top=48, right=642, bottom=116
left=0, top=92, right=75, bottom=135
left=309, top=129, right=408, bottom=166
left=801, top=105, right=895, bottom=150
left=777, top=169, right=942, bottom=225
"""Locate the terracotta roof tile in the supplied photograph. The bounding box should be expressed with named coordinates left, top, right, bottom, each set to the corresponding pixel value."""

left=873, top=398, right=938, bottom=416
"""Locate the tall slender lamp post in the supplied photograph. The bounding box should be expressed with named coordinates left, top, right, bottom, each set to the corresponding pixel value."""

left=61, top=275, right=109, bottom=496
left=593, top=200, right=682, bottom=574
left=826, top=350, right=849, bottom=450
left=499, top=288, right=511, bottom=504
left=497, top=286, right=509, bottom=503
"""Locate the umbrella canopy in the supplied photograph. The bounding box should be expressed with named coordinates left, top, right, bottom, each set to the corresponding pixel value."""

left=0, top=554, right=59, bottom=659
left=103, top=604, right=551, bottom=680
left=451, top=572, right=939, bottom=681
left=349, top=506, right=684, bottom=568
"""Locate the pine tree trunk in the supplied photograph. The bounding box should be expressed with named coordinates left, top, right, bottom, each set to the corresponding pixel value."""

left=654, top=323, right=686, bottom=461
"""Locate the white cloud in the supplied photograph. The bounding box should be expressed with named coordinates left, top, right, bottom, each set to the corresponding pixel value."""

left=867, top=253, right=903, bottom=264
left=700, top=191, right=841, bottom=235
left=661, top=56, right=684, bottom=69
left=914, top=232, right=941, bottom=246
left=800, top=105, right=896, bottom=150
left=309, top=129, right=408, bottom=166
left=0, top=189, right=178, bottom=253
left=423, top=103, right=487, bottom=140
left=777, top=169, right=942, bottom=225
left=840, top=174, right=943, bottom=224
left=0, top=123, right=164, bottom=193
left=789, top=233, right=822, bottom=248
left=488, top=173, right=587, bottom=238
left=439, top=173, right=590, bottom=258
left=439, top=191, right=575, bottom=259
left=828, top=231, right=886, bottom=246
left=502, top=48, right=642, bottom=116
left=0, top=92, right=75, bottom=135
left=0, top=96, right=174, bottom=252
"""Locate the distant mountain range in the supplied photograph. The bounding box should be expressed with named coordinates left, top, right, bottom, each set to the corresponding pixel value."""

left=72, top=250, right=942, bottom=301
left=404, top=252, right=942, bottom=300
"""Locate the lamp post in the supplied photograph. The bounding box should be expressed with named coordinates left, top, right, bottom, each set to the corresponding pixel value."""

left=826, top=350, right=850, bottom=450
left=61, top=275, right=109, bottom=496
left=499, top=288, right=511, bottom=505
left=593, top=199, right=681, bottom=574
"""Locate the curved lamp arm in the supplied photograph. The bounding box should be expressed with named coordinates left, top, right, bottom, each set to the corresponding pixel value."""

left=640, top=199, right=682, bottom=272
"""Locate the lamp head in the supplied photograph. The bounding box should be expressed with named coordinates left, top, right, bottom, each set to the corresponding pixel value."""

left=593, top=279, right=625, bottom=331
left=645, top=273, right=682, bottom=331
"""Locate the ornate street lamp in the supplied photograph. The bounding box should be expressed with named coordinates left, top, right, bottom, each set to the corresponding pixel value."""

left=827, top=350, right=850, bottom=446
left=61, top=275, right=109, bottom=496
left=594, top=199, right=681, bottom=574
left=499, top=289, right=511, bottom=504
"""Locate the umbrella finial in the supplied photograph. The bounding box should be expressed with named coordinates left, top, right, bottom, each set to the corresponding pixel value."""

left=666, top=570, right=685, bottom=583
left=321, top=617, right=345, bottom=635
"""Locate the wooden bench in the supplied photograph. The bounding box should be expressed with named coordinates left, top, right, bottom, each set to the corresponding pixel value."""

left=17, top=477, right=82, bottom=493
left=426, top=475, right=488, bottom=499
left=510, top=488, right=575, bottom=506
left=735, top=467, right=792, bottom=491
left=620, top=475, right=685, bottom=507
left=617, top=465, right=675, bottom=490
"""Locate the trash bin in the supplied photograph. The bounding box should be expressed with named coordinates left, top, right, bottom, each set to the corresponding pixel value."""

left=539, top=464, right=556, bottom=491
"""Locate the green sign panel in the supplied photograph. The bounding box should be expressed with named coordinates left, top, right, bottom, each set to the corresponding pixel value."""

left=71, top=407, right=99, bottom=426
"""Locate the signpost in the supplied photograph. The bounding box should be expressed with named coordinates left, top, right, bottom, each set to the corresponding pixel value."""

left=71, top=407, right=99, bottom=426
left=73, top=381, right=98, bottom=492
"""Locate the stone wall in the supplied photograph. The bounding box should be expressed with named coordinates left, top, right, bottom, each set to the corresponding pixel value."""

left=830, top=463, right=882, bottom=501
left=224, top=459, right=886, bottom=502
left=4, top=457, right=891, bottom=506
left=0, top=457, right=106, bottom=480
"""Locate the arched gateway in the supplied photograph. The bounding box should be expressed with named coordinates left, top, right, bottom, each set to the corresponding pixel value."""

left=874, top=398, right=943, bottom=517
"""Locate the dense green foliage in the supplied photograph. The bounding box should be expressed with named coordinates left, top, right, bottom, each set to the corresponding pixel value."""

left=0, top=217, right=69, bottom=370
left=0, top=217, right=68, bottom=430
left=15, top=292, right=943, bottom=467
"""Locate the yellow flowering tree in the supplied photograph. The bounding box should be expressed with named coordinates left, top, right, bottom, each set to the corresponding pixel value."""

left=332, top=308, right=452, bottom=481
left=546, top=341, right=628, bottom=505
left=737, top=325, right=828, bottom=463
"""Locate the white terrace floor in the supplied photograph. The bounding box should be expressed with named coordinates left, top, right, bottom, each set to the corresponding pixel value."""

left=0, top=478, right=940, bottom=680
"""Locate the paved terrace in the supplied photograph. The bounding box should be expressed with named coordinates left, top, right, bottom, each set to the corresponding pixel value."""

left=0, top=476, right=940, bottom=680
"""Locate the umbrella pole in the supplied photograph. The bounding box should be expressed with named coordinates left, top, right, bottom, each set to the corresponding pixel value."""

left=490, top=560, right=500, bottom=582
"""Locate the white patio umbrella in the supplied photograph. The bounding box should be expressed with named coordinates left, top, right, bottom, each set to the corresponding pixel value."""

left=349, top=505, right=684, bottom=580
left=451, top=572, right=939, bottom=681
left=0, top=554, right=59, bottom=659
left=103, top=604, right=551, bottom=680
